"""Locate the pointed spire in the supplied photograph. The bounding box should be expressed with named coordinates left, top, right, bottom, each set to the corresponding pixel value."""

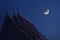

left=12, top=3, right=17, bottom=20
left=13, top=12, right=20, bottom=25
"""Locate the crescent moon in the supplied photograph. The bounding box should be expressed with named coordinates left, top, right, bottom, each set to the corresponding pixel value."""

left=43, top=9, right=49, bottom=15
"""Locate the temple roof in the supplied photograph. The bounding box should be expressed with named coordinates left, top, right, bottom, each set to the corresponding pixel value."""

left=0, top=13, right=47, bottom=40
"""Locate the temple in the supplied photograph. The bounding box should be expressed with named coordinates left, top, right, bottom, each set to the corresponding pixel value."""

left=0, top=0, right=48, bottom=40
left=0, top=11, right=47, bottom=40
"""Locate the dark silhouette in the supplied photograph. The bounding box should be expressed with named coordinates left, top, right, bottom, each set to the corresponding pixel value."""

left=0, top=11, right=47, bottom=40
left=0, top=1, right=47, bottom=39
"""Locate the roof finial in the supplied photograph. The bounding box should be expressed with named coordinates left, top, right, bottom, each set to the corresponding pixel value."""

left=11, top=0, right=17, bottom=16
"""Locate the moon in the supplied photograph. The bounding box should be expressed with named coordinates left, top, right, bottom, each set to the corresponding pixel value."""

left=43, top=9, right=49, bottom=15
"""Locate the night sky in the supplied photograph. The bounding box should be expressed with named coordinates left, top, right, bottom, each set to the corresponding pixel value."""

left=0, top=0, right=60, bottom=40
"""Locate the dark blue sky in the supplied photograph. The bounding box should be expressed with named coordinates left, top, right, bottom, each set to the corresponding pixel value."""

left=0, top=0, right=60, bottom=40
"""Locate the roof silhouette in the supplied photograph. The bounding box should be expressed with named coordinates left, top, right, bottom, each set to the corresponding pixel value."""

left=0, top=13, right=47, bottom=40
